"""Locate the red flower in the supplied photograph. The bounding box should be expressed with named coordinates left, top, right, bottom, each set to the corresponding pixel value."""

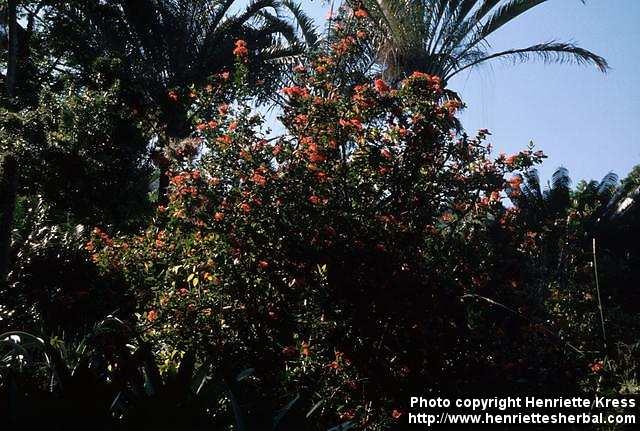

left=301, top=341, right=310, bottom=357
left=508, top=176, right=523, bottom=190
left=258, top=260, right=269, bottom=269
left=339, top=410, right=356, bottom=421
left=167, top=90, right=179, bottom=102
left=250, top=171, right=267, bottom=187
left=590, top=360, right=604, bottom=373
left=233, top=39, right=249, bottom=58
left=315, top=171, right=328, bottom=182
left=354, top=8, right=368, bottom=18
left=339, top=118, right=362, bottom=130
left=147, top=310, right=158, bottom=322
left=391, top=409, right=403, bottom=419
left=505, top=154, right=518, bottom=166
left=214, top=212, right=224, bottom=222
left=282, top=86, right=309, bottom=98
left=240, top=202, right=251, bottom=213
left=374, top=78, right=389, bottom=94
left=308, top=195, right=327, bottom=206
left=216, top=135, right=232, bottom=146
left=218, top=104, right=229, bottom=116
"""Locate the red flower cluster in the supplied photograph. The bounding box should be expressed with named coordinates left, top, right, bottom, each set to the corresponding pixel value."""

left=233, top=39, right=249, bottom=59
left=354, top=7, right=368, bottom=18
left=374, top=78, right=390, bottom=94
left=332, top=36, right=357, bottom=55
left=282, top=86, right=309, bottom=99
left=406, top=71, right=443, bottom=94
left=167, top=90, right=179, bottom=102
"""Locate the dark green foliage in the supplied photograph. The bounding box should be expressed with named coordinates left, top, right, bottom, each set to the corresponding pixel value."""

left=0, top=153, right=17, bottom=284
left=0, top=84, right=153, bottom=230
left=0, top=323, right=315, bottom=430
left=0, top=198, right=133, bottom=336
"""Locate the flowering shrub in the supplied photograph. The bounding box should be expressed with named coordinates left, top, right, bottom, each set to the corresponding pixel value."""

left=91, top=27, right=554, bottom=429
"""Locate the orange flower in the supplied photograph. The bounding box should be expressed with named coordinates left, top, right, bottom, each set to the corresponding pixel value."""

left=590, top=360, right=604, bottom=373
left=301, top=341, right=310, bottom=357
left=339, top=118, right=362, bottom=130
left=258, top=260, right=269, bottom=269
left=233, top=39, right=249, bottom=58
left=167, top=90, right=179, bottom=102
left=374, top=78, right=389, bottom=94
left=508, top=176, right=523, bottom=190
left=315, top=171, right=328, bottom=182
left=240, top=202, right=251, bottom=213
left=147, top=310, right=158, bottom=322
left=380, top=148, right=392, bottom=160
left=442, top=99, right=462, bottom=115
left=354, top=8, right=368, bottom=18
left=308, top=195, right=327, bottom=206
left=250, top=171, right=267, bottom=186
left=282, top=86, right=309, bottom=98
left=218, top=104, right=229, bottom=116
left=339, top=410, right=356, bottom=421
left=214, top=211, right=224, bottom=222
left=392, top=409, right=403, bottom=419
left=216, top=135, right=232, bottom=146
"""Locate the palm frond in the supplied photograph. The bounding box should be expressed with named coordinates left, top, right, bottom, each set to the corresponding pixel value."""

left=449, top=41, right=609, bottom=78
left=478, top=0, right=547, bottom=40
left=281, top=0, right=320, bottom=48
left=598, top=171, right=619, bottom=197
left=550, top=167, right=572, bottom=191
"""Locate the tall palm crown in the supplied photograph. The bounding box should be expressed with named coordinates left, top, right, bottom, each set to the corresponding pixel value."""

left=44, top=0, right=317, bottom=204
left=47, top=0, right=317, bottom=135
left=513, top=167, right=619, bottom=227
left=355, top=0, right=608, bottom=82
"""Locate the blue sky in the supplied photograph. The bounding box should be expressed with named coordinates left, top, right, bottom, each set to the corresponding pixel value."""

left=294, top=0, right=640, bottom=186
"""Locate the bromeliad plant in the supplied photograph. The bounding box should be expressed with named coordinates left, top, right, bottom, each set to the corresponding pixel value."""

left=90, top=26, right=550, bottom=429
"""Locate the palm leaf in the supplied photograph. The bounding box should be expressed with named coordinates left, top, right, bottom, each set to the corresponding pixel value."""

left=449, top=41, right=608, bottom=78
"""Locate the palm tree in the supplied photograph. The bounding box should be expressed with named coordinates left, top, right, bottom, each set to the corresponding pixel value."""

left=353, top=0, right=608, bottom=84
left=45, top=0, right=318, bottom=204
left=513, top=167, right=619, bottom=228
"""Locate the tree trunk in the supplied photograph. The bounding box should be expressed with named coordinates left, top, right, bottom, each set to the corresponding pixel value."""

left=6, top=0, right=18, bottom=98
left=0, top=154, right=18, bottom=284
